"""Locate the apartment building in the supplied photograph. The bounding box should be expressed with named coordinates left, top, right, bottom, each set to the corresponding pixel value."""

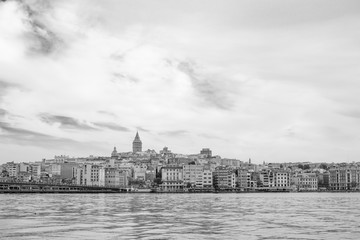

left=213, top=166, right=236, bottom=189
left=160, top=166, right=183, bottom=191
left=76, top=164, right=105, bottom=186
left=202, top=169, right=213, bottom=188
left=329, top=165, right=360, bottom=190
left=293, top=173, right=318, bottom=191
left=183, top=165, right=204, bottom=188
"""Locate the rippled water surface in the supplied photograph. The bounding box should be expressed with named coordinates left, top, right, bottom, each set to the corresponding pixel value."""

left=1, top=193, right=360, bottom=239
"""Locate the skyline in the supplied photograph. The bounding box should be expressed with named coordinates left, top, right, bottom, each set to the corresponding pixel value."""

left=1, top=0, right=360, bottom=164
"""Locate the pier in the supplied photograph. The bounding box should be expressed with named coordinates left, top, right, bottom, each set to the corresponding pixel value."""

left=0, top=181, right=122, bottom=193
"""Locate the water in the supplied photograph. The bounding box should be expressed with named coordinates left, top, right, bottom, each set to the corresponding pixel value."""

left=1, top=193, right=360, bottom=239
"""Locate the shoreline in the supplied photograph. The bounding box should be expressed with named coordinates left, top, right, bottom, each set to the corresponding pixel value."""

left=1, top=190, right=359, bottom=194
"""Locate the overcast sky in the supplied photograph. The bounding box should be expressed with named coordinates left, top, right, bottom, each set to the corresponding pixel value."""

left=1, top=0, right=360, bottom=164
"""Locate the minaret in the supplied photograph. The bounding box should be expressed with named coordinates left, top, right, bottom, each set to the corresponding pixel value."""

left=132, top=131, right=142, bottom=153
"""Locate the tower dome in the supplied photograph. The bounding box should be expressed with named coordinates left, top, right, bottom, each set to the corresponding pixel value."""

left=111, top=147, right=118, bottom=158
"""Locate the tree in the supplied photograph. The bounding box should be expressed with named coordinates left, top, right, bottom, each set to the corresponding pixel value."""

left=297, top=164, right=304, bottom=170
left=1, top=170, right=9, bottom=178
left=303, top=164, right=310, bottom=170
left=256, top=178, right=263, bottom=187
left=154, top=178, right=162, bottom=185
left=319, top=163, right=328, bottom=170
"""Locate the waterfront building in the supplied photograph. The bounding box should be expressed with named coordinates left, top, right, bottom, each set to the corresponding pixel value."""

left=259, top=169, right=275, bottom=188
left=237, top=170, right=250, bottom=189
left=160, top=166, right=184, bottom=191
left=119, top=171, right=129, bottom=187
left=18, top=162, right=41, bottom=180
left=132, top=132, right=142, bottom=153
left=105, top=168, right=121, bottom=187
left=76, top=164, right=105, bottom=186
left=3, top=162, right=19, bottom=177
left=213, top=166, right=236, bottom=190
left=293, top=173, right=318, bottom=191
left=183, top=165, right=204, bottom=188
left=202, top=169, right=213, bottom=188
left=75, top=167, right=84, bottom=185
left=318, top=172, right=330, bottom=189
left=248, top=172, right=258, bottom=189
left=59, top=163, right=77, bottom=180
left=259, top=169, right=289, bottom=189
left=237, top=170, right=257, bottom=190
left=329, top=165, right=360, bottom=190
left=274, top=171, right=290, bottom=188
left=30, top=164, right=41, bottom=179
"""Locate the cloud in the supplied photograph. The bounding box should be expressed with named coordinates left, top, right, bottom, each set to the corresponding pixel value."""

left=137, top=127, right=150, bottom=132
left=159, top=130, right=188, bottom=137
left=40, top=114, right=130, bottom=133
left=0, top=80, right=18, bottom=100
left=19, top=1, right=62, bottom=55
left=338, top=110, right=360, bottom=119
left=39, top=113, right=97, bottom=130
left=93, top=122, right=130, bottom=132
left=0, top=79, right=12, bottom=88
left=0, top=0, right=61, bottom=58
left=0, top=121, right=108, bottom=156
left=177, top=61, right=235, bottom=110
left=112, top=72, right=140, bottom=83
left=198, top=133, right=226, bottom=141
left=0, top=81, right=10, bottom=100
left=0, top=121, right=77, bottom=146
left=97, top=111, right=117, bottom=117
left=0, top=108, right=7, bottom=117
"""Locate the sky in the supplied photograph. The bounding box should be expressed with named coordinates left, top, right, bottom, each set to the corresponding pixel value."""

left=1, top=0, right=360, bottom=164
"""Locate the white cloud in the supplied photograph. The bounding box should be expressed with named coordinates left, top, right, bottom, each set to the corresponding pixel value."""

left=1, top=0, right=360, bottom=163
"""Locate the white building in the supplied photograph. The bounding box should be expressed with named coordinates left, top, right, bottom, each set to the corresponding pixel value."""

left=294, top=173, right=318, bottom=191
left=275, top=171, right=290, bottom=188
left=161, top=166, right=183, bottom=191
left=202, top=169, right=213, bottom=188
left=76, top=164, right=105, bottom=186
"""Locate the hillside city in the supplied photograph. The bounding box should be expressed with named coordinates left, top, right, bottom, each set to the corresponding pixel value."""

left=1, top=132, right=358, bottom=192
